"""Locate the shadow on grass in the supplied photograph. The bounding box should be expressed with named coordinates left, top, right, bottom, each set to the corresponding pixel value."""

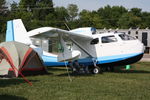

left=114, top=69, right=150, bottom=74
left=57, top=72, right=94, bottom=77
left=0, top=79, right=39, bottom=87
left=21, top=69, right=53, bottom=76
left=47, top=67, right=66, bottom=72
left=20, top=72, right=53, bottom=76
left=0, top=94, right=27, bottom=100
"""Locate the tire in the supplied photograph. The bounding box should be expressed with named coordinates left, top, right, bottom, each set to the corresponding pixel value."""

left=92, top=66, right=101, bottom=74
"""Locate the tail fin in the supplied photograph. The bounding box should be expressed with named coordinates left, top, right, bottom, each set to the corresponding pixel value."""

left=6, top=19, right=31, bottom=45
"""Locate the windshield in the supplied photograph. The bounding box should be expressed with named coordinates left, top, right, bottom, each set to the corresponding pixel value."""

left=101, top=35, right=117, bottom=43
left=119, top=34, right=135, bottom=41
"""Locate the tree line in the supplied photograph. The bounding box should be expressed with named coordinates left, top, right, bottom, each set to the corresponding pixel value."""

left=1, top=0, right=150, bottom=42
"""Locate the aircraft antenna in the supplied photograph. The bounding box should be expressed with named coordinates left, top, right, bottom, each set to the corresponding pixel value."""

left=64, top=17, right=71, bottom=30
left=64, top=23, right=71, bottom=31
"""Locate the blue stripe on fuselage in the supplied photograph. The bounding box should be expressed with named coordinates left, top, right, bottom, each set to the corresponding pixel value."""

left=42, top=55, right=65, bottom=66
left=97, top=53, right=143, bottom=64
left=6, top=21, right=14, bottom=41
left=77, top=53, right=143, bottom=65
left=41, top=53, right=143, bottom=66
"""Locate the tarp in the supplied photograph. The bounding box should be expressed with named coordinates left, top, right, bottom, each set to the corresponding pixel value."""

left=0, top=41, right=47, bottom=77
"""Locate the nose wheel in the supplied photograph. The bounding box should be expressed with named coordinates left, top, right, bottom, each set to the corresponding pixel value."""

left=92, top=66, right=102, bottom=74
left=92, top=58, right=102, bottom=74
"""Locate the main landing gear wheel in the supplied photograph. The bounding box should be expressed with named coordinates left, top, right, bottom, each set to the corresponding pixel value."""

left=92, top=66, right=101, bottom=74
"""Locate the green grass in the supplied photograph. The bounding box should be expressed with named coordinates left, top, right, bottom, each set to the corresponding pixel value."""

left=0, top=62, right=150, bottom=100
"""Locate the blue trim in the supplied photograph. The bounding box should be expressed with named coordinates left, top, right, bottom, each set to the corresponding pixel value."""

left=42, top=55, right=65, bottom=66
left=6, top=21, right=14, bottom=41
left=43, top=62, right=65, bottom=66
left=42, top=55, right=57, bottom=62
left=76, top=53, right=143, bottom=66
left=41, top=53, right=143, bottom=66
left=77, top=58, right=93, bottom=66
left=97, top=53, right=143, bottom=64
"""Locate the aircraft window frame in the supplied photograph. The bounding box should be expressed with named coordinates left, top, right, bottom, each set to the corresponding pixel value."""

left=101, top=35, right=118, bottom=43
left=119, top=34, right=135, bottom=41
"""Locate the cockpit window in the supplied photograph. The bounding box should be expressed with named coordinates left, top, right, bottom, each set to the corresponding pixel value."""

left=101, top=35, right=117, bottom=43
left=119, top=34, right=135, bottom=41
left=90, top=38, right=99, bottom=45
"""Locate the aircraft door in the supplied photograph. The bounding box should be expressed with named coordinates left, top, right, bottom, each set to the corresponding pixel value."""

left=98, top=35, right=121, bottom=57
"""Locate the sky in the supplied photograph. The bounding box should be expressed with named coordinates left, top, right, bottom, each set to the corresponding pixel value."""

left=7, top=0, right=150, bottom=12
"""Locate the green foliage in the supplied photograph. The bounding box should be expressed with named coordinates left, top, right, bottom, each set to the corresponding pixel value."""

left=0, top=34, right=5, bottom=42
left=79, top=10, right=103, bottom=28
left=67, top=4, right=79, bottom=21
left=130, top=8, right=142, bottom=17
left=31, top=0, right=54, bottom=20
left=0, top=0, right=6, bottom=14
left=55, top=7, right=69, bottom=21
left=141, top=12, right=150, bottom=28
left=0, top=0, right=8, bottom=41
left=118, top=13, right=142, bottom=29
left=97, top=5, right=127, bottom=28
left=1, top=0, right=150, bottom=42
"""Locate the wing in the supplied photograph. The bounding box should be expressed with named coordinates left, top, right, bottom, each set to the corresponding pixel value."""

left=27, top=27, right=93, bottom=40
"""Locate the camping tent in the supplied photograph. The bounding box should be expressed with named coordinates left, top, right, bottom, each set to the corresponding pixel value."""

left=0, top=41, right=47, bottom=77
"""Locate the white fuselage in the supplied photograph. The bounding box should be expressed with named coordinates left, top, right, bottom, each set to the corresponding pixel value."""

left=96, top=33, right=143, bottom=58
left=70, top=32, right=144, bottom=65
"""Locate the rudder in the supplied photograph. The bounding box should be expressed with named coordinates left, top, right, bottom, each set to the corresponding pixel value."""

left=5, top=19, right=31, bottom=44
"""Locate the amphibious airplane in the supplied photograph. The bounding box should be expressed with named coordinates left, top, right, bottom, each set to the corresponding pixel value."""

left=6, top=19, right=144, bottom=73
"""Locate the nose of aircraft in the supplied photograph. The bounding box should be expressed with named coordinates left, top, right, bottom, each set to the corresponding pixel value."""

left=138, top=40, right=145, bottom=53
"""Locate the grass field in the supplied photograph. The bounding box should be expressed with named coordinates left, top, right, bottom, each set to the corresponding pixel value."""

left=0, top=62, right=150, bottom=100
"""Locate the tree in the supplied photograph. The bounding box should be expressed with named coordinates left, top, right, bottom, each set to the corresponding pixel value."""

left=55, top=7, right=69, bottom=21
left=33, top=0, right=54, bottom=20
left=118, top=13, right=142, bottom=28
left=67, top=4, right=78, bottom=21
left=17, top=0, right=55, bottom=30
left=0, top=0, right=7, bottom=15
left=79, top=10, right=103, bottom=28
left=7, top=1, right=32, bottom=31
left=0, top=0, right=8, bottom=42
left=46, top=7, right=69, bottom=29
left=130, top=8, right=142, bottom=17
left=97, top=5, right=127, bottom=28
left=19, top=0, right=54, bottom=20
left=10, top=1, right=18, bottom=11
left=141, top=12, right=150, bottom=28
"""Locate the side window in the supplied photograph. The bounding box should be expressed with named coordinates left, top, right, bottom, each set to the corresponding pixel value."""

left=90, top=38, right=99, bottom=45
left=119, top=34, right=135, bottom=41
left=101, top=35, right=117, bottom=43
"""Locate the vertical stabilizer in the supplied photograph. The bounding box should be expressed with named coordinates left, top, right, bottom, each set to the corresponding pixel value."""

left=6, top=20, right=14, bottom=41
left=6, top=19, right=31, bottom=45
